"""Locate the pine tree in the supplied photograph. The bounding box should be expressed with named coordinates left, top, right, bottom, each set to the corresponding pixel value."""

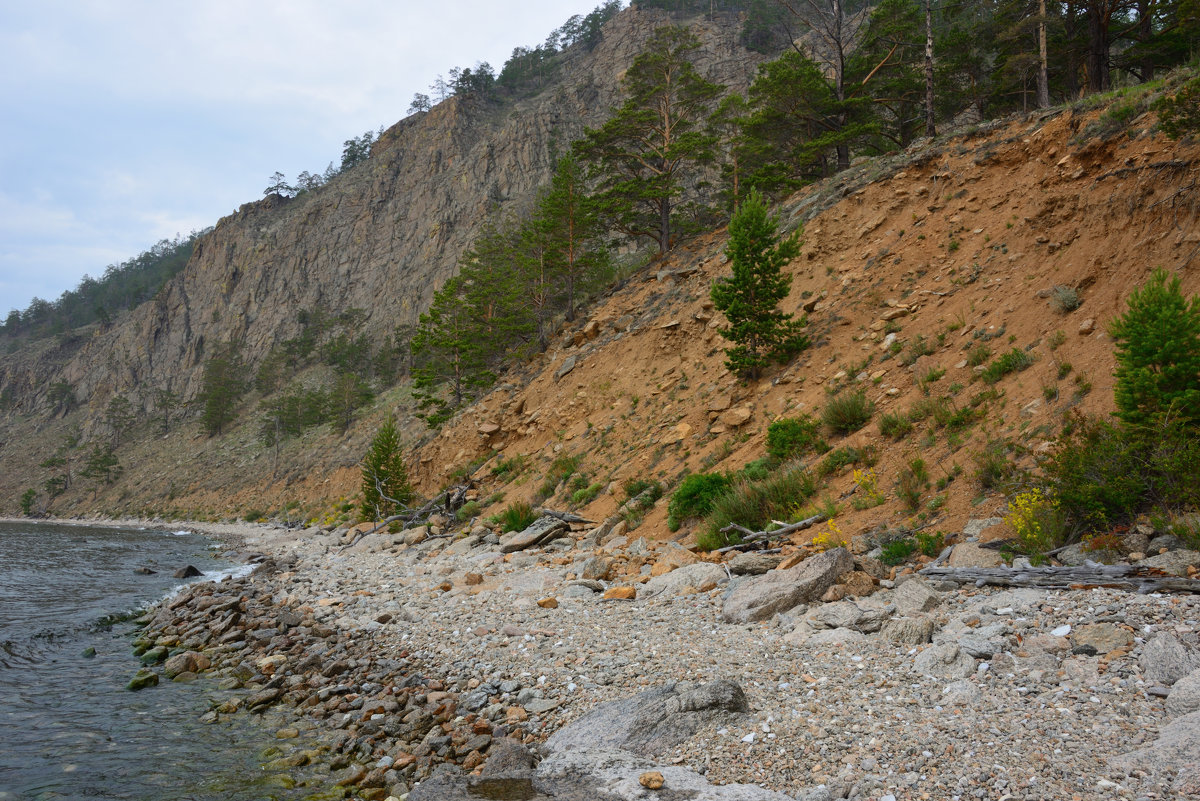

left=537, top=155, right=611, bottom=322
left=575, top=25, right=724, bottom=254
left=360, top=416, right=413, bottom=522
left=710, top=191, right=808, bottom=380
left=1109, top=268, right=1200, bottom=427
left=200, top=343, right=246, bottom=436
left=411, top=275, right=496, bottom=427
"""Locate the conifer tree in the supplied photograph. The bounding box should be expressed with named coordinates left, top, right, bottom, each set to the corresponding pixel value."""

left=710, top=191, right=808, bottom=380
left=1109, top=269, right=1200, bottom=427
left=537, top=155, right=610, bottom=322
left=360, top=415, right=413, bottom=522
left=411, top=275, right=496, bottom=427
left=575, top=25, right=724, bottom=254
left=200, top=344, right=246, bottom=436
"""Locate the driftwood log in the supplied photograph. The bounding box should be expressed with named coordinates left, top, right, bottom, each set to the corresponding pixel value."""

left=715, top=514, right=825, bottom=554
left=343, top=481, right=476, bottom=549
left=920, top=563, right=1200, bottom=594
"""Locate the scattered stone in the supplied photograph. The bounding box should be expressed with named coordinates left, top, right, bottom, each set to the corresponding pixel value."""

left=882, top=617, right=935, bottom=645
left=1071, top=623, right=1133, bottom=655
left=173, top=565, right=203, bottom=578
left=499, top=516, right=569, bottom=554
left=643, top=562, right=726, bottom=598
left=537, top=597, right=559, bottom=609
left=948, top=542, right=1004, bottom=568
left=133, top=567, right=156, bottom=575
left=126, top=669, right=159, bottom=691
left=640, top=770, right=665, bottom=789
left=603, top=586, right=637, bottom=601
left=580, top=556, right=613, bottom=581
left=463, top=572, right=483, bottom=585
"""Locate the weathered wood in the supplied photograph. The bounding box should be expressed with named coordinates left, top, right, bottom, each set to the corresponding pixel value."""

left=715, top=514, right=825, bottom=553
left=919, top=564, right=1200, bottom=594
left=537, top=508, right=597, bottom=525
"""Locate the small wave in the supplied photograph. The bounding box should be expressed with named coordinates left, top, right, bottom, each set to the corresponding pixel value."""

left=202, top=562, right=255, bottom=582
left=172, top=530, right=192, bottom=536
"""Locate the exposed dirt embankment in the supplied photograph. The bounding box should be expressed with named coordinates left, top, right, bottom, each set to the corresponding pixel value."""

left=413, top=104, right=1200, bottom=550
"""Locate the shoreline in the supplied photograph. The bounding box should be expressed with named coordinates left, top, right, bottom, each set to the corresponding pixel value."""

left=13, top=511, right=1200, bottom=799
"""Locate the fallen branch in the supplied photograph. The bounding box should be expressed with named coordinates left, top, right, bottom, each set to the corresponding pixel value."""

left=919, top=563, right=1200, bottom=594
left=715, top=514, right=825, bottom=553
left=537, top=508, right=596, bottom=525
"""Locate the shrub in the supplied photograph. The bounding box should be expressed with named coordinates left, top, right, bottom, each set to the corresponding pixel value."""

left=879, top=411, right=913, bottom=439
left=1109, top=268, right=1200, bottom=427
left=1005, top=489, right=1065, bottom=557
left=766, top=414, right=826, bottom=459
left=1048, top=285, right=1082, bottom=313
left=668, top=473, right=732, bottom=531
left=897, top=458, right=929, bottom=511
left=623, top=478, right=663, bottom=507
left=537, top=454, right=582, bottom=501
left=817, top=445, right=877, bottom=477
left=491, top=454, right=529, bottom=479
left=900, top=335, right=934, bottom=366
left=1155, top=75, right=1200, bottom=139
left=700, top=465, right=818, bottom=549
left=980, top=348, right=1034, bottom=384
left=915, top=530, right=945, bottom=557
left=570, top=482, right=604, bottom=507
left=455, top=501, right=482, bottom=523
left=811, top=519, right=849, bottom=551
left=498, top=501, right=537, bottom=532
left=850, top=468, right=885, bottom=510
left=973, top=438, right=1019, bottom=490
left=822, top=391, right=875, bottom=435
left=880, top=538, right=917, bottom=565
left=1042, top=412, right=1200, bottom=537
left=966, top=344, right=991, bottom=367
left=19, top=488, right=37, bottom=516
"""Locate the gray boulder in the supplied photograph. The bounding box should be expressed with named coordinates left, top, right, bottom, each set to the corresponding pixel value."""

left=892, top=578, right=943, bottom=614
left=729, top=552, right=784, bottom=575
left=642, top=562, right=727, bottom=598
left=912, top=642, right=976, bottom=679
left=545, top=680, right=749, bottom=757
left=1140, top=632, right=1200, bottom=686
left=721, top=548, right=853, bottom=624
left=500, top=517, right=569, bottom=554
left=1140, top=549, right=1200, bottom=576
left=882, top=616, right=936, bottom=645
left=1166, top=669, right=1200, bottom=719
left=1110, top=710, right=1200, bottom=797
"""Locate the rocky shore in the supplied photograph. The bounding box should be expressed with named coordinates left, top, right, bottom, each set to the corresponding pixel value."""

left=117, top=514, right=1200, bottom=800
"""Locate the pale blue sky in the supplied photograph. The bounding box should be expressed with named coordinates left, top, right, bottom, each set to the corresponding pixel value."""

left=0, top=0, right=613, bottom=315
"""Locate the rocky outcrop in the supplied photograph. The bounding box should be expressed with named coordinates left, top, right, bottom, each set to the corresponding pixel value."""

left=721, top=548, right=853, bottom=624
left=0, top=7, right=766, bottom=421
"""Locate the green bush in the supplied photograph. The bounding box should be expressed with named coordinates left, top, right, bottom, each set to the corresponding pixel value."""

left=966, top=343, right=992, bottom=367
left=1048, top=285, right=1082, bottom=313
left=1043, top=412, right=1200, bottom=537
left=766, top=414, right=826, bottom=459
left=880, top=538, right=917, bottom=566
left=980, top=348, right=1034, bottom=384
left=822, top=391, right=875, bottom=435
left=817, top=445, right=877, bottom=477
left=537, top=454, right=582, bottom=501
left=1154, top=75, right=1200, bottom=139
left=498, top=501, right=537, bottom=532
left=699, top=466, right=818, bottom=550
left=668, top=473, right=732, bottom=531
left=1109, top=268, right=1200, bottom=427
left=570, top=482, right=604, bottom=507
left=879, top=411, right=913, bottom=439
left=623, top=478, right=664, bottom=507
left=455, top=500, right=483, bottom=522
left=915, top=531, right=945, bottom=557
left=973, top=438, right=1019, bottom=491
left=491, top=454, right=529, bottom=479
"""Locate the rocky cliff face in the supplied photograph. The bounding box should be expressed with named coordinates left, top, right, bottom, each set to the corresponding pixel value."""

left=0, top=7, right=765, bottom=419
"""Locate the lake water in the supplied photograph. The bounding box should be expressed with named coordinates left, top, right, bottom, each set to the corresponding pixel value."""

left=0, top=521, right=320, bottom=801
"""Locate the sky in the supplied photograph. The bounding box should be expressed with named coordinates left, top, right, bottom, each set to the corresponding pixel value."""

left=0, top=0, right=615, bottom=316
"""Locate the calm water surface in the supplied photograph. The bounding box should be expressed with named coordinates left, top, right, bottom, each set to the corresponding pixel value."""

left=0, top=521, right=322, bottom=801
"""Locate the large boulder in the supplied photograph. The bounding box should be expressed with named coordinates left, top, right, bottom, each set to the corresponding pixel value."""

left=642, top=562, right=726, bottom=598
left=545, top=680, right=749, bottom=757
left=1140, top=632, right=1200, bottom=686
left=499, top=517, right=569, bottom=553
left=1166, top=669, right=1200, bottom=718
left=721, top=548, right=853, bottom=624
left=912, top=642, right=976, bottom=679
left=1110, top=710, right=1200, bottom=797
